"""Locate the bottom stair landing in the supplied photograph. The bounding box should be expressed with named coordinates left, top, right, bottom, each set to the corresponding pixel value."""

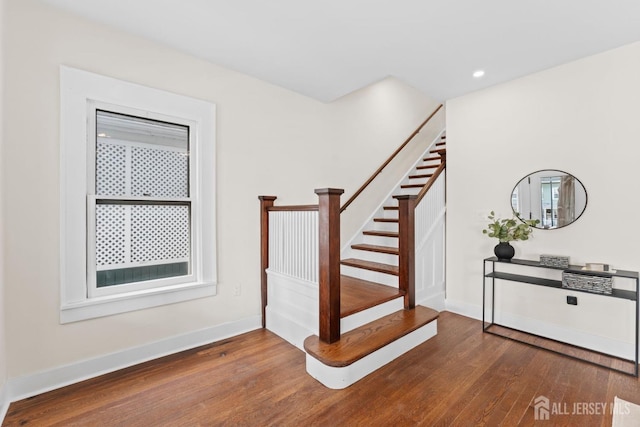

left=303, top=306, right=439, bottom=389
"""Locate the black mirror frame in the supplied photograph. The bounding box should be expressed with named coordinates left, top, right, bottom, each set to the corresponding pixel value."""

left=511, top=169, right=588, bottom=230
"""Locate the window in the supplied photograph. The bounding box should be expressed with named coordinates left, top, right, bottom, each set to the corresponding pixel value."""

left=540, top=176, right=561, bottom=228
left=90, top=109, right=193, bottom=296
left=60, top=67, right=216, bottom=323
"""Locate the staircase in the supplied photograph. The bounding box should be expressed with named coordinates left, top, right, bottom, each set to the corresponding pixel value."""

left=301, top=134, right=445, bottom=388
left=260, top=106, right=446, bottom=389
left=340, top=137, right=446, bottom=292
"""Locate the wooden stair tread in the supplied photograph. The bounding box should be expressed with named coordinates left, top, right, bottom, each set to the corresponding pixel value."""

left=304, top=306, right=439, bottom=367
left=340, top=275, right=404, bottom=317
left=373, top=218, right=398, bottom=223
left=430, top=148, right=446, bottom=155
left=383, top=206, right=399, bottom=211
left=435, top=142, right=446, bottom=146
left=408, top=173, right=433, bottom=179
left=422, top=156, right=440, bottom=162
left=416, top=164, right=437, bottom=170
left=341, top=258, right=399, bottom=275
left=363, top=230, right=399, bottom=238
left=401, top=184, right=424, bottom=189
left=350, top=244, right=399, bottom=255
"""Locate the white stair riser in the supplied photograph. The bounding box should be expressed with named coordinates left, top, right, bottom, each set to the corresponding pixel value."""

left=382, top=209, right=399, bottom=219
left=340, top=266, right=398, bottom=287
left=401, top=177, right=428, bottom=185
left=349, top=249, right=398, bottom=266
left=305, top=320, right=438, bottom=389
left=370, top=221, right=398, bottom=232
left=341, top=237, right=397, bottom=260
left=361, top=235, right=399, bottom=247
left=405, top=182, right=429, bottom=189
left=417, top=163, right=439, bottom=169
left=405, top=178, right=429, bottom=186
left=341, top=298, right=404, bottom=333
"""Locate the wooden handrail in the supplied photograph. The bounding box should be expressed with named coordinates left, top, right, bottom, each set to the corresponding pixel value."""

left=340, top=104, right=443, bottom=213
left=415, top=160, right=445, bottom=206
left=267, top=205, right=319, bottom=212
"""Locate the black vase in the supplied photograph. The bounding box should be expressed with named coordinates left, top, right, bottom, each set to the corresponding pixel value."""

left=494, top=242, right=515, bottom=261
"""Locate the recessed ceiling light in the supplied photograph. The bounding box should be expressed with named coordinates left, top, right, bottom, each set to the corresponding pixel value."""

left=473, top=70, right=485, bottom=78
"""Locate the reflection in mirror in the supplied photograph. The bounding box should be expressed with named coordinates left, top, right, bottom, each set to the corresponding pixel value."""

left=511, top=170, right=587, bottom=229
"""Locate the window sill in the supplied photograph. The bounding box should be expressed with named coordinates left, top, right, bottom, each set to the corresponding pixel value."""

left=60, top=281, right=217, bottom=324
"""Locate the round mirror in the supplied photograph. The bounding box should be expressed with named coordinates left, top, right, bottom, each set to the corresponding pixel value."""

left=511, top=170, right=587, bottom=229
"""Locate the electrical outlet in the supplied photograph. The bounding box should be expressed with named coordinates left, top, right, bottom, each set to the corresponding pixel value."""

left=233, top=283, right=241, bottom=296
left=567, top=295, right=577, bottom=305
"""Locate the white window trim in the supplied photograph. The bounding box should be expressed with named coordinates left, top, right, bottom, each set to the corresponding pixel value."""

left=60, top=66, right=217, bottom=323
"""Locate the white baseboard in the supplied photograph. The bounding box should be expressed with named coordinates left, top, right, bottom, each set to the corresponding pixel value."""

left=341, top=298, right=404, bottom=333
left=418, top=291, right=446, bottom=312
left=496, top=311, right=635, bottom=360
left=5, top=315, right=261, bottom=403
left=445, top=298, right=482, bottom=320
left=444, top=298, right=636, bottom=360
left=0, top=383, right=9, bottom=424
left=266, top=306, right=315, bottom=350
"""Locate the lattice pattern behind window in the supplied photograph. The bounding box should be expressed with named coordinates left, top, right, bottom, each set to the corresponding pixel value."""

left=96, top=142, right=126, bottom=196
left=131, top=205, right=190, bottom=263
left=96, top=205, right=126, bottom=266
left=131, top=147, right=188, bottom=198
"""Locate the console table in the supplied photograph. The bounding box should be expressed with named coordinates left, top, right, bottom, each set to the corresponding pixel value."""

left=483, top=257, right=639, bottom=376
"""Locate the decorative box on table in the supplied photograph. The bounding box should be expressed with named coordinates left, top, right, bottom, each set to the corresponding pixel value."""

left=540, top=254, right=570, bottom=269
left=561, top=269, right=613, bottom=295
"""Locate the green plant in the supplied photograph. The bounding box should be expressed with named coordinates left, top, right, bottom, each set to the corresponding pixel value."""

left=482, top=211, right=539, bottom=242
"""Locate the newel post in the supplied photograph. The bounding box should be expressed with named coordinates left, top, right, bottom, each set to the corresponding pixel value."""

left=258, top=196, right=277, bottom=328
left=394, top=194, right=416, bottom=309
left=438, top=150, right=446, bottom=166
left=315, top=188, right=344, bottom=344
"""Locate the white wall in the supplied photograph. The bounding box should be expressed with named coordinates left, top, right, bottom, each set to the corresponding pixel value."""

left=2, top=0, right=438, bottom=381
left=446, top=41, right=640, bottom=351
left=336, top=96, right=445, bottom=242
left=0, top=0, right=8, bottom=404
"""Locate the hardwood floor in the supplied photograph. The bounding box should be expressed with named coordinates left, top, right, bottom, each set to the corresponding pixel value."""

left=4, top=312, right=640, bottom=426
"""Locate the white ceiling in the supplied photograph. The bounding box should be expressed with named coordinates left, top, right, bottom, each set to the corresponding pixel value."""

left=40, top=0, right=640, bottom=102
